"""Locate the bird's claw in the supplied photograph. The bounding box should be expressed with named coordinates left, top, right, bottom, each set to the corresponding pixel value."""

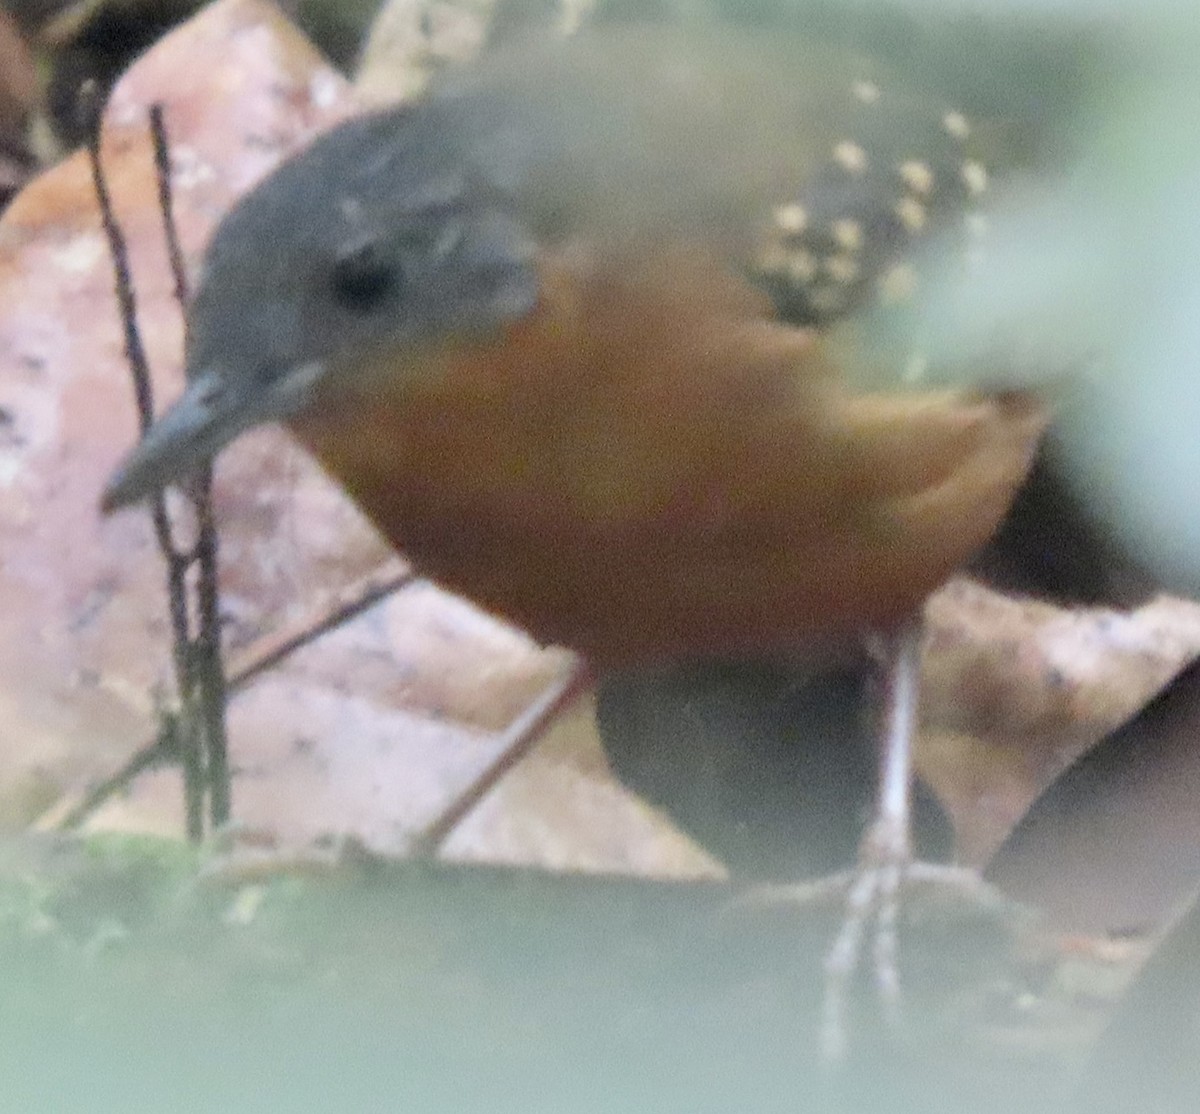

left=728, top=854, right=1020, bottom=1066
left=819, top=830, right=999, bottom=1063
left=821, top=814, right=911, bottom=1062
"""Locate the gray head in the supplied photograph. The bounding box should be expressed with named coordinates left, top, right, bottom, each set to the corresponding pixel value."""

left=102, top=103, right=538, bottom=510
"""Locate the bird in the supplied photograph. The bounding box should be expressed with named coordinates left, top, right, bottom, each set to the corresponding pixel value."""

left=102, top=22, right=1061, bottom=1055
left=104, top=27, right=1047, bottom=657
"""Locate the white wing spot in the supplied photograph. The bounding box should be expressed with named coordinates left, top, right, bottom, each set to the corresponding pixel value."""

left=832, top=218, right=864, bottom=252
left=852, top=80, right=881, bottom=105
left=894, top=196, right=927, bottom=233
left=898, top=160, right=934, bottom=196
left=773, top=203, right=809, bottom=234
left=961, top=160, right=989, bottom=196
left=942, top=111, right=971, bottom=140
left=833, top=141, right=868, bottom=175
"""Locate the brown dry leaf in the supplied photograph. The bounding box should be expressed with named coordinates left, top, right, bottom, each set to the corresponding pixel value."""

left=987, top=657, right=1200, bottom=934
left=356, top=0, right=495, bottom=106
left=920, top=580, right=1200, bottom=864
left=0, top=0, right=715, bottom=878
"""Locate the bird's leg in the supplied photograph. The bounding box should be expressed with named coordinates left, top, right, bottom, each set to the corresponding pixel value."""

left=820, top=613, right=924, bottom=1060
left=816, top=612, right=1022, bottom=1064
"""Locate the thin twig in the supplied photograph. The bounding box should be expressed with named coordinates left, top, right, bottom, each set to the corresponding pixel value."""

left=54, top=720, right=181, bottom=832
left=148, top=103, right=190, bottom=305
left=81, top=82, right=155, bottom=434
left=229, top=561, right=414, bottom=691
left=149, top=103, right=230, bottom=828
left=412, top=656, right=591, bottom=856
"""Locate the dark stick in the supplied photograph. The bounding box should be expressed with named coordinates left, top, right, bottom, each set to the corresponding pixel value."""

left=83, top=82, right=208, bottom=838
left=194, top=478, right=230, bottom=824
left=148, top=103, right=190, bottom=305
left=81, top=83, right=155, bottom=434
left=148, top=103, right=231, bottom=828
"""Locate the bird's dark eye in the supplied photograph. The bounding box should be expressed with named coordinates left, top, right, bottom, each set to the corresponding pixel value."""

left=329, top=236, right=399, bottom=312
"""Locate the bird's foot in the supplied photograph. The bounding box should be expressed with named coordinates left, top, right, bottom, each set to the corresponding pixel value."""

left=817, top=812, right=1004, bottom=1063
left=726, top=834, right=1030, bottom=1066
